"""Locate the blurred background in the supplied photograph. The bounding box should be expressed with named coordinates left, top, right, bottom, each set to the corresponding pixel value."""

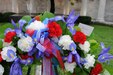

left=0, top=0, right=113, bottom=23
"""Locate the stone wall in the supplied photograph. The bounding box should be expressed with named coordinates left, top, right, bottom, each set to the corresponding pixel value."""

left=105, top=0, right=113, bottom=22
left=0, top=0, right=50, bottom=13
left=0, top=0, right=113, bottom=22
left=87, top=0, right=99, bottom=20
left=0, top=0, right=12, bottom=12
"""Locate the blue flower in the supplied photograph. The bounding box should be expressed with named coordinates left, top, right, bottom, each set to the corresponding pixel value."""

left=98, top=42, right=113, bottom=63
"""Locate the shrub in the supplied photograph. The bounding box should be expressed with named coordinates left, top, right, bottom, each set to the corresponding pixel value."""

left=76, top=16, right=92, bottom=25
left=0, top=12, right=15, bottom=22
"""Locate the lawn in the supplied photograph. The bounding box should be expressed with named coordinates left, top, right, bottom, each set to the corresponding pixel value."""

left=91, top=24, right=113, bottom=74
left=0, top=23, right=113, bottom=74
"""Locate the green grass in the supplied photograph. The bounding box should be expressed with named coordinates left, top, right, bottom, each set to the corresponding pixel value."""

left=0, top=23, right=113, bottom=74
left=91, top=24, right=113, bottom=74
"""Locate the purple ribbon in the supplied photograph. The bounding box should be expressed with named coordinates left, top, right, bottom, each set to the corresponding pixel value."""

left=36, top=43, right=46, bottom=52
left=42, top=56, right=53, bottom=75
left=10, top=58, right=22, bottom=75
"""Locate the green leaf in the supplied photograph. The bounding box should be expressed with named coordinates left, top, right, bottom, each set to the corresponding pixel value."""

left=0, top=39, right=3, bottom=48
left=0, top=34, right=4, bottom=38
left=40, top=11, right=55, bottom=21
left=89, top=39, right=100, bottom=57
left=74, top=26, right=81, bottom=31
left=57, top=21, right=71, bottom=36
left=21, top=16, right=32, bottom=22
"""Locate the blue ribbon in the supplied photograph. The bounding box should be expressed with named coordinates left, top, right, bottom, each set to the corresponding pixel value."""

left=10, top=58, right=22, bottom=75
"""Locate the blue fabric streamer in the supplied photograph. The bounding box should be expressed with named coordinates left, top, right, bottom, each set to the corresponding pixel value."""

left=36, top=43, right=46, bottom=52
left=43, top=18, right=49, bottom=25
left=10, top=58, right=22, bottom=75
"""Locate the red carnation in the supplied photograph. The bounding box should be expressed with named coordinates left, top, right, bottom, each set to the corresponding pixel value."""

left=48, top=22, right=62, bottom=37
left=4, top=31, right=16, bottom=43
left=0, top=55, right=3, bottom=62
left=90, top=63, right=103, bottom=75
left=0, top=51, right=3, bottom=62
left=73, top=31, right=86, bottom=44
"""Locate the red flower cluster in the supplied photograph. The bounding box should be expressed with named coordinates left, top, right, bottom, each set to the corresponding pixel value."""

left=73, top=31, right=86, bottom=44
left=4, top=31, right=16, bottom=43
left=90, top=63, right=103, bottom=75
left=20, top=54, right=33, bottom=60
left=48, top=22, right=62, bottom=37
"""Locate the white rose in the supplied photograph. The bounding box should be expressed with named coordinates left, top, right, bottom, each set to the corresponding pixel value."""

left=1, top=46, right=17, bottom=62
left=64, top=62, right=76, bottom=73
left=84, top=54, right=95, bottom=69
left=0, top=64, right=4, bottom=75
left=26, top=20, right=46, bottom=30
left=58, top=35, right=73, bottom=50
left=18, top=36, right=34, bottom=52
left=79, top=41, right=90, bottom=53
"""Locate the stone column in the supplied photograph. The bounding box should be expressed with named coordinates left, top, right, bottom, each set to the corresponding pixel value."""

left=11, top=0, right=19, bottom=13
left=97, top=0, right=106, bottom=22
left=80, top=0, right=88, bottom=16
left=63, top=0, right=70, bottom=15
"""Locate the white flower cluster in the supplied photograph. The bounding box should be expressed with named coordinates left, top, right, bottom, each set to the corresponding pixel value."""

left=64, top=62, right=76, bottom=73
left=58, top=35, right=73, bottom=50
left=84, top=54, right=95, bottom=69
left=2, top=40, right=11, bottom=47
left=26, top=20, right=46, bottom=30
left=18, top=36, right=34, bottom=52
left=0, top=64, right=4, bottom=75
left=1, top=46, right=17, bottom=62
left=79, top=41, right=90, bottom=53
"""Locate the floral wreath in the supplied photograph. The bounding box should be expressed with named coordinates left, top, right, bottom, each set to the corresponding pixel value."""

left=0, top=10, right=113, bottom=75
